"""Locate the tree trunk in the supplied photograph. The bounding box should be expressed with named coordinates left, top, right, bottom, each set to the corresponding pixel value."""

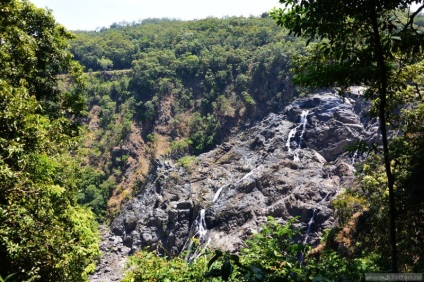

left=370, top=3, right=398, bottom=273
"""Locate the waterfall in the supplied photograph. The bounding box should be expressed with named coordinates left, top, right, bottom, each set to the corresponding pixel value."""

left=302, top=210, right=317, bottom=245
left=286, top=128, right=297, bottom=152
left=236, top=165, right=263, bottom=184
left=213, top=185, right=226, bottom=203
left=213, top=165, right=263, bottom=203
left=300, top=191, right=330, bottom=265
left=351, top=149, right=358, bottom=165
left=286, top=110, right=309, bottom=161
left=293, top=150, right=300, bottom=162
left=186, top=164, right=267, bottom=261
left=185, top=209, right=210, bottom=262
left=197, top=209, right=207, bottom=237
left=298, top=110, right=309, bottom=148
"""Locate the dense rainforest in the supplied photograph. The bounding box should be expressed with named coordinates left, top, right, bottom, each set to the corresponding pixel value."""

left=0, top=1, right=99, bottom=281
left=70, top=16, right=305, bottom=219
left=1, top=0, right=424, bottom=281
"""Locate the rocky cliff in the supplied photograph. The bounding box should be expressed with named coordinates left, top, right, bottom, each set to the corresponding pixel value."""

left=111, top=91, right=374, bottom=250
left=93, top=91, right=375, bottom=279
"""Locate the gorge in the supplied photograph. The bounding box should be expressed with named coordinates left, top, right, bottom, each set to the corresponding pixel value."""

left=2, top=2, right=424, bottom=281
left=91, top=90, right=375, bottom=281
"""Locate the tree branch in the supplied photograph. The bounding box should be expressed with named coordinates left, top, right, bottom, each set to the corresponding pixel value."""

left=403, top=4, right=424, bottom=32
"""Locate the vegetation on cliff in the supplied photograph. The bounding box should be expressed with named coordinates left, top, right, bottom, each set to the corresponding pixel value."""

left=71, top=16, right=307, bottom=219
left=2, top=0, right=423, bottom=280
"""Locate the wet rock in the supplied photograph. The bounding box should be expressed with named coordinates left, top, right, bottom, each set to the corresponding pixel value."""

left=108, top=91, right=373, bottom=258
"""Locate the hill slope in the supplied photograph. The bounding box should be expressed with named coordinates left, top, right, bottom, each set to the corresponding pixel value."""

left=72, top=17, right=306, bottom=218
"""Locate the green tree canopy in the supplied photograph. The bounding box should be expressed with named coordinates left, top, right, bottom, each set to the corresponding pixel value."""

left=271, top=0, right=424, bottom=272
left=0, top=1, right=99, bottom=281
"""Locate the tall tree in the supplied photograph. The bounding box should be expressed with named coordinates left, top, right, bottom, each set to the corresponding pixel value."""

left=271, top=0, right=424, bottom=272
left=0, top=1, right=99, bottom=281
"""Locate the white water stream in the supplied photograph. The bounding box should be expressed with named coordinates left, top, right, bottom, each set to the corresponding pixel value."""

left=197, top=209, right=207, bottom=237
left=212, top=165, right=264, bottom=203
left=286, top=128, right=297, bottom=152
left=286, top=110, right=309, bottom=161
left=351, top=149, right=358, bottom=165
left=212, top=185, right=226, bottom=203
left=185, top=209, right=211, bottom=262
left=300, top=190, right=331, bottom=265
left=188, top=110, right=313, bottom=261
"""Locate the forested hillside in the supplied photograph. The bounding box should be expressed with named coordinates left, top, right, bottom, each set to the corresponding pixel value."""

left=2, top=1, right=424, bottom=281
left=70, top=16, right=307, bottom=219
left=71, top=4, right=424, bottom=281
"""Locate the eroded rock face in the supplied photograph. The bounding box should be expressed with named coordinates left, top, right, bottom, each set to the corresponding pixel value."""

left=110, top=92, right=374, bottom=257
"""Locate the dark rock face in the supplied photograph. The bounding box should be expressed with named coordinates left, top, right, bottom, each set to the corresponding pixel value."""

left=110, top=161, right=194, bottom=257
left=110, top=92, right=374, bottom=257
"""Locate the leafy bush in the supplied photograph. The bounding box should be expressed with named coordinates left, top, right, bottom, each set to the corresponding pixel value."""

left=177, top=156, right=197, bottom=167
left=123, top=217, right=377, bottom=281
left=122, top=249, right=209, bottom=282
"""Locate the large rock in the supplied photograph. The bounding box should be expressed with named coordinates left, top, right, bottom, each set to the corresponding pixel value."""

left=110, top=92, right=374, bottom=257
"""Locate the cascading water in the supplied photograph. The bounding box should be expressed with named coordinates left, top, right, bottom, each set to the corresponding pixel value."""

left=298, top=110, right=309, bottom=144
left=351, top=149, right=358, bottom=165
left=286, top=129, right=297, bottom=153
left=212, top=185, right=226, bottom=203
left=286, top=110, right=309, bottom=161
left=212, top=165, right=264, bottom=203
left=185, top=209, right=211, bottom=262
left=300, top=190, right=331, bottom=265
left=186, top=165, right=265, bottom=261
left=236, top=165, right=263, bottom=184
left=198, top=209, right=207, bottom=237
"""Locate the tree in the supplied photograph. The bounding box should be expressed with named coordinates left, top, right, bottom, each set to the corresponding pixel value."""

left=97, top=56, right=114, bottom=71
left=0, top=1, right=99, bottom=281
left=271, top=0, right=424, bottom=272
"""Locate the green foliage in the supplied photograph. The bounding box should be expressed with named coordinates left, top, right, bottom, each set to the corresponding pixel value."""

left=271, top=0, right=424, bottom=272
left=331, top=189, right=366, bottom=227
left=189, top=113, right=221, bottom=153
left=241, top=218, right=303, bottom=280
left=122, top=249, right=209, bottom=282
left=206, top=217, right=306, bottom=281
left=330, top=61, right=424, bottom=270
left=0, top=274, right=15, bottom=282
left=76, top=166, right=108, bottom=219
left=332, top=153, right=424, bottom=272
left=78, top=72, right=133, bottom=218
left=0, top=0, right=85, bottom=121
left=0, top=81, right=100, bottom=281
left=170, top=138, right=193, bottom=156
left=147, top=133, right=155, bottom=143
left=206, top=217, right=377, bottom=281
left=0, top=1, right=100, bottom=280
left=72, top=17, right=305, bottom=152
left=123, top=217, right=377, bottom=282
left=177, top=155, right=197, bottom=168
left=97, top=56, right=114, bottom=71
